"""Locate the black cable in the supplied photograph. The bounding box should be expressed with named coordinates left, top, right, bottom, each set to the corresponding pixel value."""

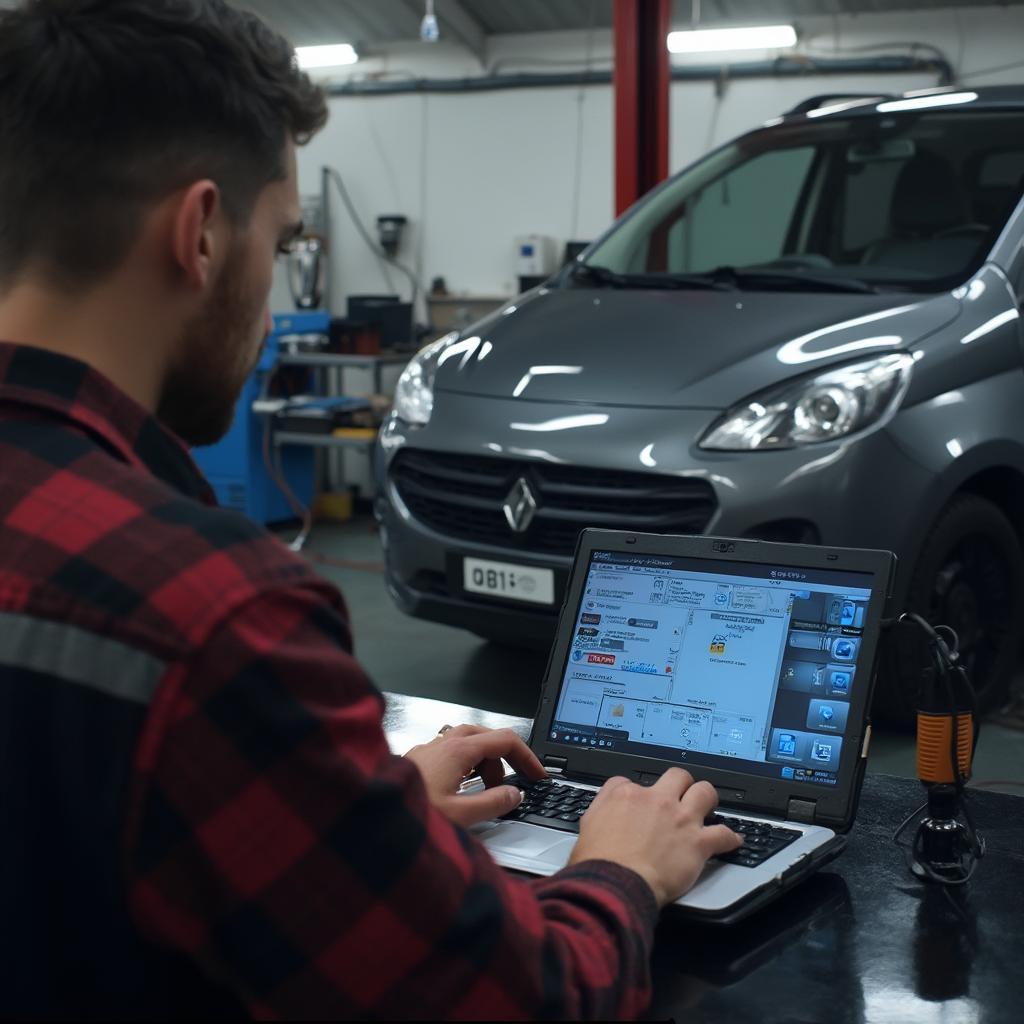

left=325, top=166, right=421, bottom=315
left=911, top=824, right=979, bottom=886
left=899, top=612, right=975, bottom=788
left=891, top=612, right=986, bottom=884
left=892, top=799, right=978, bottom=887
left=325, top=166, right=384, bottom=260
left=387, top=254, right=422, bottom=315
left=937, top=636, right=964, bottom=794
left=892, top=799, right=928, bottom=845
left=801, top=40, right=951, bottom=64
left=325, top=166, right=397, bottom=292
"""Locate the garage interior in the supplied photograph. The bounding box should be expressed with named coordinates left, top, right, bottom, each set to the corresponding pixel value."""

left=7, top=0, right=1024, bottom=1017
left=234, top=0, right=1024, bottom=793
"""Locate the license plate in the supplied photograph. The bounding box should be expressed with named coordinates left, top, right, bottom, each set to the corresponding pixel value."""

left=463, top=557, right=555, bottom=605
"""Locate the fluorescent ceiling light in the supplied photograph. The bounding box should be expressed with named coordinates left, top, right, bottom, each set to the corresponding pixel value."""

left=295, top=43, right=358, bottom=70
left=667, top=25, right=797, bottom=54
left=876, top=91, right=977, bottom=113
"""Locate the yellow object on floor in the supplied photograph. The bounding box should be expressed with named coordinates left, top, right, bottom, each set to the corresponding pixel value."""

left=332, top=427, right=378, bottom=440
left=315, top=490, right=354, bottom=523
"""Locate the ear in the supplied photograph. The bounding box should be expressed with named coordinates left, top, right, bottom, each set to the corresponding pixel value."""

left=171, top=180, right=222, bottom=290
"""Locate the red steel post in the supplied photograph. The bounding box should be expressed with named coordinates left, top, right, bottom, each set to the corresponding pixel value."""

left=613, top=0, right=671, bottom=216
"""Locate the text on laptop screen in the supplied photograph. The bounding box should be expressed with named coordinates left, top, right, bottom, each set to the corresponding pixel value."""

left=549, top=551, right=876, bottom=787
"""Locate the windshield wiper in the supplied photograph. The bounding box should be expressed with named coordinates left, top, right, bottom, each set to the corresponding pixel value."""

left=707, top=266, right=880, bottom=295
left=573, top=263, right=877, bottom=294
left=571, top=263, right=736, bottom=291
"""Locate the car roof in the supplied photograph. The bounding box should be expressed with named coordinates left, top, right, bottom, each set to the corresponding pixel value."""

left=782, top=85, right=1024, bottom=122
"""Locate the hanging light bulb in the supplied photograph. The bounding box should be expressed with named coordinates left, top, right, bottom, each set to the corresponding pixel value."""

left=420, top=0, right=439, bottom=42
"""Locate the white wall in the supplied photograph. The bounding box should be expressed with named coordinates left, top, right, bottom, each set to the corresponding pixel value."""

left=274, top=4, right=1024, bottom=320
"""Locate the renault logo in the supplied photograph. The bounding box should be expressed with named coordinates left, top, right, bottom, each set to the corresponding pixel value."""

left=503, top=477, right=537, bottom=533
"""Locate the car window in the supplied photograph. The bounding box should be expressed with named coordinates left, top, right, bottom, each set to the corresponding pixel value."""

left=662, top=148, right=816, bottom=273
left=978, top=150, right=1024, bottom=187
left=585, top=109, right=1024, bottom=294
left=841, top=159, right=906, bottom=254
left=970, top=149, right=1024, bottom=232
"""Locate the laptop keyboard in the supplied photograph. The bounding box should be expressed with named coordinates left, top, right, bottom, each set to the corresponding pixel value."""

left=704, top=813, right=803, bottom=868
left=504, top=778, right=597, bottom=828
left=501, top=779, right=803, bottom=868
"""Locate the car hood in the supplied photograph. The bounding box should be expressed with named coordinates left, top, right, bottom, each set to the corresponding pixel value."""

left=434, top=286, right=963, bottom=409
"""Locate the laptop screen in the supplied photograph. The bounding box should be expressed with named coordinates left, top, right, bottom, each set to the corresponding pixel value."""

left=548, top=549, right=877, bottom=789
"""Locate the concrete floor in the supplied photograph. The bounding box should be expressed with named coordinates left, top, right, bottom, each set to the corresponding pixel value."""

left=292, top=518, right=1024, bottom=798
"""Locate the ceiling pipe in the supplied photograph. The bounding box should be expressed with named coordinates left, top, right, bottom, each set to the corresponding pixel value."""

left=324, top=55, right=953, bottom=97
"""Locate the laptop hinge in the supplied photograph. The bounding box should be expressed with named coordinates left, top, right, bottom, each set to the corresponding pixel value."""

left=543, top=756, right=568, bottom=773
left=787, top=797, right=817, bottom=824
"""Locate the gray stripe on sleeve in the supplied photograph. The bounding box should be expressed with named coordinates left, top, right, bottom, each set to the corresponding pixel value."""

left=0, top=613, right=165, bottom=705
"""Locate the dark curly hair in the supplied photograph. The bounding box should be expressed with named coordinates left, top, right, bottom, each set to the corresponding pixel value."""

left=0, top=0, right=328, bottom=290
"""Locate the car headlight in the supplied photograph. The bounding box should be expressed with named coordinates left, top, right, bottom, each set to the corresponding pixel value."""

left=699, top=353, right=915, bottom=451
left=393, top=332, right=460, bottom=426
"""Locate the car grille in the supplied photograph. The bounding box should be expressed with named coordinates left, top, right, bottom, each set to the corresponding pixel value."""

left=390, top=450, right=718, bottom=557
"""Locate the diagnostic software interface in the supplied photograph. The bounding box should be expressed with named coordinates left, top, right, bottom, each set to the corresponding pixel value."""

left=550, top=550, right=876, bottom=787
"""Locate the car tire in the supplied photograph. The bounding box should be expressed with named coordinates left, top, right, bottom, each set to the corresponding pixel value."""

left=874, top=494, right=1024, bottom=728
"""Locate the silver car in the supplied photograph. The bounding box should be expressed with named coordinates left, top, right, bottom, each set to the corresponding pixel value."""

left=376, top=86, right=1024, bottom=722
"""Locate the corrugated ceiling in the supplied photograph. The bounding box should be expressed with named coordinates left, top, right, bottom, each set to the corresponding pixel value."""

left=241, top=0, right=1023, bottom=49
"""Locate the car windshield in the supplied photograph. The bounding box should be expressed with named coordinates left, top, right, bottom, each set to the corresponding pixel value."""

left=583, top=108, right=1024, bottom=294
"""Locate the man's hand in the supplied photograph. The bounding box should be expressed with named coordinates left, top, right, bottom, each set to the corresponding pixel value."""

left=405, top=724, right=547, bottom=828
left=569, top=768, right=743, bottom=906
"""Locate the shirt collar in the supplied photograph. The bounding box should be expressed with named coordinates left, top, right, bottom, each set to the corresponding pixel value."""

left=0, top=342, right=215, bottom=503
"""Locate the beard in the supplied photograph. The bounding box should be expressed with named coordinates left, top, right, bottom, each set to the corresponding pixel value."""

left=157, top=241, right=264, bottom=448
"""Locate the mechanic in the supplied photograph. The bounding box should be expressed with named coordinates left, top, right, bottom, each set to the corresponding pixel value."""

left=0, top=1, right=740, bottom=1018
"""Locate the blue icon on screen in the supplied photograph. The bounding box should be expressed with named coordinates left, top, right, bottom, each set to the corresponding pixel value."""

left=831, top=671, right=851, bottom=693
left=812, top=741, right=833, bottom=763
left=840, top=601, right=856, bottom=626
left=572, top=650, right=584, bottom=662
left=781, top=766, right=795, bottom=780
left=819, top=705, right=835, bottom=723
left=778, top=733, right=797, bottom=755
left=832, top=639, right=856, bottom=661
left=715, top=592, right=729, bottom=607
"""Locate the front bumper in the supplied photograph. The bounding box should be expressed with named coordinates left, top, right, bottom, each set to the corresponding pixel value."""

left=375, top=393, right=935, bottom=644
left=380, top=542, right=566, bottom=647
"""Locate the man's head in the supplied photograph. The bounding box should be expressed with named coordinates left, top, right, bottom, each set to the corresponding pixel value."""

left=0, top=0, right=328, bottom=444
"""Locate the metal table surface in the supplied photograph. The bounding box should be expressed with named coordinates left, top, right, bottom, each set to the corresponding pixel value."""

left=383, top=692, right=1024, bottom=1024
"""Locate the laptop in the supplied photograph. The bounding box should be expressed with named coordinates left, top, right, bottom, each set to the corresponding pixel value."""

left=473, top=529, right=896, bottom=924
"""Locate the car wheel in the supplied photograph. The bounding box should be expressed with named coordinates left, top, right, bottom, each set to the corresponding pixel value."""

left=875, top=495, right=1023, bottom=727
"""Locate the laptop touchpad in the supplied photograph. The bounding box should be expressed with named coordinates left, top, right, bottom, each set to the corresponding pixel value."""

left=479, top=822, right=576, bottom=864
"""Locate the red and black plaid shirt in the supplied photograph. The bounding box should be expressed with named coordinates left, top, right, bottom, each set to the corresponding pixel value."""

left=0, top=342, right=657, bottom=1020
